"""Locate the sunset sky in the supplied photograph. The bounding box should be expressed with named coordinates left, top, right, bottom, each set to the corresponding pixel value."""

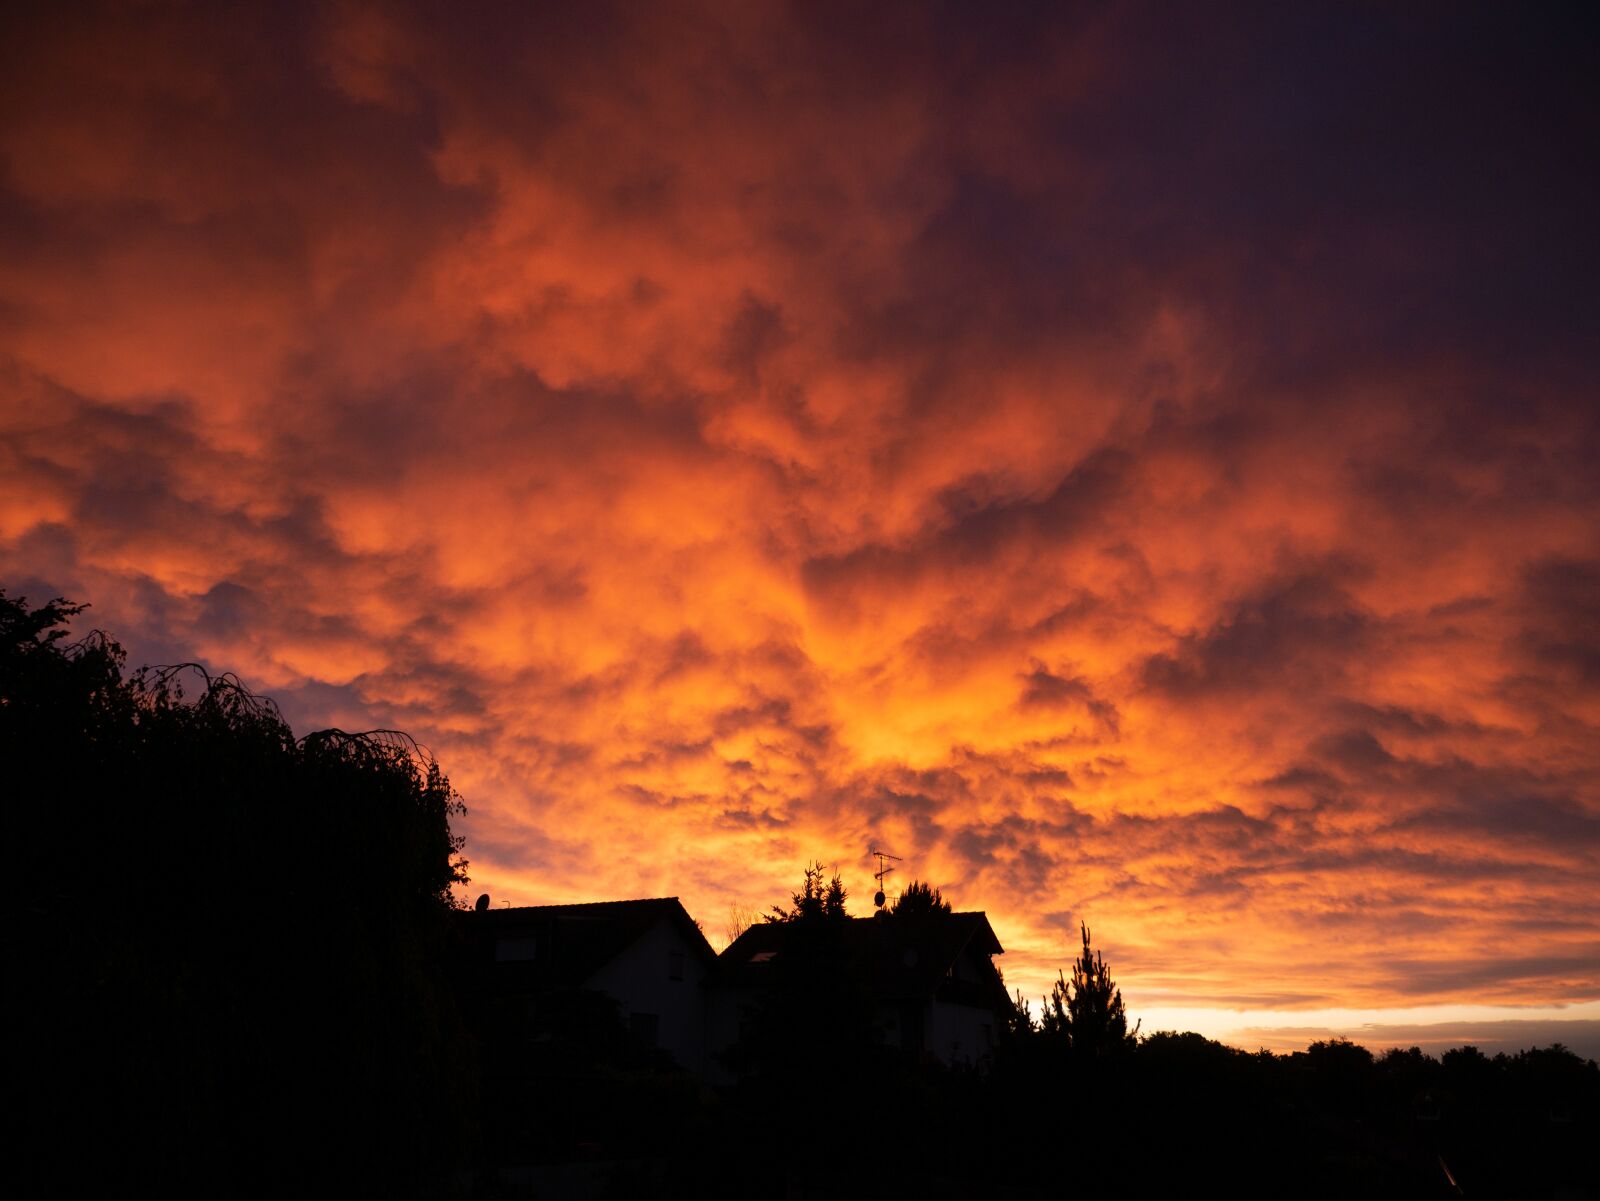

left=3, top=2, right=1596, bottom=1056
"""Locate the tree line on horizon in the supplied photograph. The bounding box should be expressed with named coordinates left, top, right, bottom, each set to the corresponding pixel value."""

left=719, top=866, right=1598, bottom=1199
left=9, top=585, right=1597, bottom=1200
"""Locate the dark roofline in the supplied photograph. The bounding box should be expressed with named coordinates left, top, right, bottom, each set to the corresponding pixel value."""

left=721, top=909, right=1004, bottom=957
left=482, top=896, right=685, bottom=916
left=948, top=911, right=1004, bottom=957
left=471, top=895, right=717, bottom=963
left=716, top=910, right=1008, bottom=1007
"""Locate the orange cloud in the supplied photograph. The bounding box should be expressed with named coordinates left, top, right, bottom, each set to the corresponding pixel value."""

left=2, top=1, right=1596, bottom=1025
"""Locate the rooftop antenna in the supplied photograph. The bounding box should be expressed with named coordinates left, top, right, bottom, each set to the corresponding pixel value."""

left=870, top=848, right=901, bottom=909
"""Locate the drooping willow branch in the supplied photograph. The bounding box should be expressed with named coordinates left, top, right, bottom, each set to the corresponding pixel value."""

left=134, top=662, right=446, bottom=778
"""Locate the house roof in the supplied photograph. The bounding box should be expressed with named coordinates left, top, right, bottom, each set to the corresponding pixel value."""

left=468, top=896, right=716, bottom=989
left=715, top=911, right=1009, bottom=1010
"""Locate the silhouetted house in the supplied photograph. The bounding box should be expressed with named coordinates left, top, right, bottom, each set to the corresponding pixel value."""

left=710, top=911, right=1011, bottom=1073
left=469, top=897, right=717, bottom=1074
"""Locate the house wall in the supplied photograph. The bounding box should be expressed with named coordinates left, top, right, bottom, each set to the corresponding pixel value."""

left=584, top=918, right=710, bottom=1074
left=931, top=939, right=1004, bottom=1065
left=927, top=999, right=997, bottom=1065
left=704, top=984, right=999, bottom=1074
left=703, top=982, right=760, bottom=1085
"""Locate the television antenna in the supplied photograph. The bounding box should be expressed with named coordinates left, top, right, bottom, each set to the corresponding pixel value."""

left=870, top=848, right=901, bottom=908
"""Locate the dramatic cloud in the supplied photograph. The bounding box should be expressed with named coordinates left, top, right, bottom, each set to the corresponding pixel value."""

left=3, top=2, right=1596, bottom=1037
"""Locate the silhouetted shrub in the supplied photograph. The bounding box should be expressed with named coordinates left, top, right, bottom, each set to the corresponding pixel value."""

left=891, top=880, right=951, bottom=916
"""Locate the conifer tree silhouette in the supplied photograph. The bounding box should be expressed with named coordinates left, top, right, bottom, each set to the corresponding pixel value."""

left=1040, top=922, right=1138, bottom=1057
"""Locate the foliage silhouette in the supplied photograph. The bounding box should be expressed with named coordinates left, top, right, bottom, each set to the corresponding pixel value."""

left=7, top=588, right=473, bottom=1197
left=1007, top=988, right=1037, bottom=1038
left=723, top=900, right=760, bottom=945
left=891, top=879, right=952, bottom=916
left=765, top=859, right=849, bottom=922
left=1037, top=921, right=1139, bottom=1059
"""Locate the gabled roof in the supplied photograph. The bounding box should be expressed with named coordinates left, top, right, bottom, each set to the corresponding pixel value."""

left=469, top=897, right=715, bottom=988
left=716, top=911, right=1009, bottom=1010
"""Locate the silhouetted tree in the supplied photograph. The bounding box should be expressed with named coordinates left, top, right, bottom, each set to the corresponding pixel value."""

left=6, top=587, right=474, bottom=1197
left=891, top=879, right=952, bottom=916
left=1038, top=921, right=1138, bottom=1059
left=766, top=859, right=849, bottom=922
left=1008, top=989, right=1037, bottom=1039
left=724, top=900, right=760, bottom=945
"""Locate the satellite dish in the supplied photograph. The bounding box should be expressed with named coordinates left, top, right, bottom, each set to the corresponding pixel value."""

left=874, top=890, right=886, bottom=908
left=474, top=893, right=490, bottom=913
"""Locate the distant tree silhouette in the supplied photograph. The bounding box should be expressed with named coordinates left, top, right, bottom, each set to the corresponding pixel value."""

left=723, top=900, right=760, bottom=946
left=1440, top=1042, right=1497, bottom=1111
left=766, top=860, right=848, bottom=922
left=891, top=879, right=952, bottom=916
left=1039, top=922, right=1139, bottom=1059
left=6, top=587, right=474, bottom=1196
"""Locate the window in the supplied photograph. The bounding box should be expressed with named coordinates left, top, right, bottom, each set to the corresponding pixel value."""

left=668, top=949, right=685, bottom=981
left=630, top=1011, right=659, bottom=1047
left=493, top=935, right=538, bottom=962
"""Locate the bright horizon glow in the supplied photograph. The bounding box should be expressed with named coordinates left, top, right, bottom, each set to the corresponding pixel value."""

left=1140, top=1000, right=1600, bottom=1057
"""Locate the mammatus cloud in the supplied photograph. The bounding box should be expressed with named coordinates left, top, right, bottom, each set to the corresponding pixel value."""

left=3, top=2, right=1596, bottom=1027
